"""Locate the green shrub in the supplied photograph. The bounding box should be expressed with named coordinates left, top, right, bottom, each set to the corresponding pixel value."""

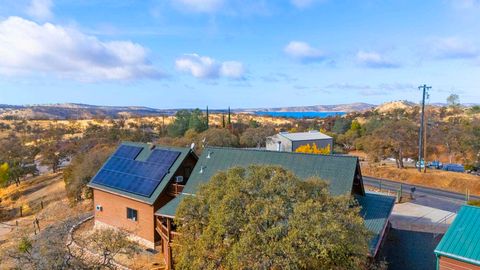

left=467, top=200, right=480, bottom=207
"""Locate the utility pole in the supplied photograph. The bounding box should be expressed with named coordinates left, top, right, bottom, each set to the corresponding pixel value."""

left=418, top=84, right=431, bottom=172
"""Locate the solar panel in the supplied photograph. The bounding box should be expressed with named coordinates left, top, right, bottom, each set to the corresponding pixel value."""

left=92, top=170, right=164, bottom=197
left=147, top=149, right=180, bottom=165
left=113, top=145, right=143, bottom=159
left=91, top=146, right=182, bottom=197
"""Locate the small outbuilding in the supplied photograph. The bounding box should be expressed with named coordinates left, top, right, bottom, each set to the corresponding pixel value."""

left=266, top=130, right=333, bottom=153
left=434, top=205, right=480, bottom=270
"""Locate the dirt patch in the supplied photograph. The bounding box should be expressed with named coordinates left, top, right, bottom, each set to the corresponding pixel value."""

left=363, top=164, right=480, bottom=195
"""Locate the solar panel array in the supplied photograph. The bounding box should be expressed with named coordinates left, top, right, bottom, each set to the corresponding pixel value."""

left=91, top=145, right=181, bottom=197
left=113, top=145, right=143, bottom=159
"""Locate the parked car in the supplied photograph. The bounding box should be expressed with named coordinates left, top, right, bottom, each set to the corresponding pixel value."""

left=427, top=160, right=443, bottom=169
left=415, top=160, right=425, bottom=169
left=443, top=163, right=465, bottom=173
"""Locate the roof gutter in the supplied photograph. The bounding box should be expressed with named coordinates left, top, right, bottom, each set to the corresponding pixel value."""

left=434, top=250, right=480, bottom=266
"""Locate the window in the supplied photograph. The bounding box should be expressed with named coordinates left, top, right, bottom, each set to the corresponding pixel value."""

left=127, top=207, right=138, bottom=221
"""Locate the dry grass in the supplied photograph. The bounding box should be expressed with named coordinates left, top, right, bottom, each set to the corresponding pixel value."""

left=0, top=172, right=92, bottom=266
left=362, top=164, right=480, bottom=195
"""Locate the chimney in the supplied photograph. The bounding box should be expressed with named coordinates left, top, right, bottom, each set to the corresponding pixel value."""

left=277, top=141, right=282, bottom=152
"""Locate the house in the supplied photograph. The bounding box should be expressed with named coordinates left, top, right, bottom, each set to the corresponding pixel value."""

left=434, top=205, right=480, bottom=270
left=266, top=130, right=333, bottom=153
left=155, top=147, right=395, bottom=269
left=87, top=142, right=197, bottom=249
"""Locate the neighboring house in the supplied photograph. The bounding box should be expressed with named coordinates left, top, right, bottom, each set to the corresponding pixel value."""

left=87, top=142, right=197, bottom=249
left=156, top=147, right=395, bottom=269
left=266, top=130, right=333, bottom=153
left=434, top=205, right=480, bottom=270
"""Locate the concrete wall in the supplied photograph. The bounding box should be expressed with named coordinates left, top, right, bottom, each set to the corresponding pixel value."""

left=266, top=135, right=292, bottom=152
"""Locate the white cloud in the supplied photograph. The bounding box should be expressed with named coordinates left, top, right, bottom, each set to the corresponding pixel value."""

left=356, top=51, right=400, bottom=68
left=284, top=41, right=327, bottom=63
left=0, top=16, right=163, bottom=81
left=175, top=53, right=245, bottom=79
left=291, top=0, right=327, bottom=8
left=220, top=61, right=245, bottom=79
left=26, top=0, right=53, bottom=21
left=429, top=37, right=478, bottom=59
left=171, top=0, right=224, bottom=13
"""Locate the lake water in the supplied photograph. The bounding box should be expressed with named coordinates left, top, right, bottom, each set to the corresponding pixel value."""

left=254, top=111, right=346, bottom=119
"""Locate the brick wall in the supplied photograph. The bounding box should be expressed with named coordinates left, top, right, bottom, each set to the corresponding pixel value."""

left=93, top=189, right=155, bottom=246
left=439, top=256, right=480, bottom=270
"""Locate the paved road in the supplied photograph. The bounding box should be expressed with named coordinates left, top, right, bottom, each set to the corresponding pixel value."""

left=363, top=176, right=480, bottom=212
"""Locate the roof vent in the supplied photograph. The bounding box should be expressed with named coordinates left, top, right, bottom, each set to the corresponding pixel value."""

left=207, top=151, right=212, bottom=159
left=175, top=176, right=184, bottom=183
left=199, top=166, right=205, bottom=174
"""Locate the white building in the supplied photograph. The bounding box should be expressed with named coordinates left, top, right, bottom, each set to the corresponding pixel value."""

left=266, top=131, right=333, bottom=153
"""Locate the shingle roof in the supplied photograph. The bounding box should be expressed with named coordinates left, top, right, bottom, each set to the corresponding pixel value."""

left=356, top=192, right=395, bottom=256
left=277, top=131, right=332, bottom=141
left=182, top=147, right=359, bottom=196
left=87, top=141, right=195, bottom=205
left=434, top=205, right=480, bottom=266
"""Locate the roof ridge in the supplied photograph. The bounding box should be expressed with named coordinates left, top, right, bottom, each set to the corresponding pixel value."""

left=121, top=141, right=192, bottom=152
left=204, top=146, right=358, bottom=159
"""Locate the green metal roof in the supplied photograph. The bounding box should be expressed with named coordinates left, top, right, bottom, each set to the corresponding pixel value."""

left=156, top=194, right=187, bottom=218
left=356, top=192, right=395, bottom=257
left=87, top=141, right=195, bottom=205
left=155, top=147, right=394, bottom=257
left=182, top=147, right=360, bottom=196
left=435, top=205, right=480, bottom=266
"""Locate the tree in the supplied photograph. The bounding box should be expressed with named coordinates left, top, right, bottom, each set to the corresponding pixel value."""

left=86, top=228, right=140, bottom=268
left=295, top=143, right=331, bottom=155
left=40, top=143, right=66, bottom=173
left=6, top=219, right=90, bottom=270
left=175, top=166, right=370, bottom=270
left=332, top=117, right=353, bottom=134
left=239, top=126, right=276, bottom=148
left=363, top=119, right=418, bottom=168
left=0, top=162, right=9, bottom=187
left=63, top=145, right=113, bottom=202
left=200, top=128, right=239, bottom=147
left=0, top=134, right=37, bottom=186
left=446, top=94, right=460, bottom=107
left=168, top=109, right=208, bottom=137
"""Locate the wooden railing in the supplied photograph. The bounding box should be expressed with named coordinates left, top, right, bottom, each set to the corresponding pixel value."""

left=155, top=216, right=179, bottom=241
left=168, top=183, right=185, bottom=195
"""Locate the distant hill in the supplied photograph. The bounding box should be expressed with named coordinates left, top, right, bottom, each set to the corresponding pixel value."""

left=374, top=100, right=417, bottom=113
left=1, top=101, right=475, bottom=120
left=0, top=103, right=177, bottom=120
left=239, top=102, right=376, bottom=113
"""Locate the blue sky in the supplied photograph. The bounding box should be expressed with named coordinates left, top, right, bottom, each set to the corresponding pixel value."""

left=0, top=0, right=479, bottom=109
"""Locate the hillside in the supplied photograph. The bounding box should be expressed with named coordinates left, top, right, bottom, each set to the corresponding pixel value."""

left=0, top=103, right=177, bottom=120
left=0, top=102, right=376, bottom=120
left=240, top=102, right=376, bottom=113
left=374, top=100, right=417, bottom=113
